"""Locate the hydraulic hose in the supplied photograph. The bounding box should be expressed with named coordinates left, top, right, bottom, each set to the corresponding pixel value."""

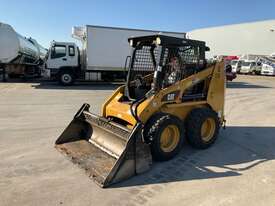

left=130, top=97, right=146, bottom=123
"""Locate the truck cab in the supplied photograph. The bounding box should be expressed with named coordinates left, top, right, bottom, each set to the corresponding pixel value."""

left=251, top=61, right=262, bottom=75
left=230, top=60, right=243, bottom=73
left=239, top=60, right=256, bottom=74
left=44, top=41, right=80, bottom=85
left=261, top=62, right=275, bottom=76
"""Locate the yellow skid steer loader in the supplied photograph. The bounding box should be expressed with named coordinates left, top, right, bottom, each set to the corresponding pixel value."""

left=55, top=35, right=225, bottom=188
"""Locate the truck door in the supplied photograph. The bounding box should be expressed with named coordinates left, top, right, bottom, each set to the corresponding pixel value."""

left=66, top=45, right=78, bottom=67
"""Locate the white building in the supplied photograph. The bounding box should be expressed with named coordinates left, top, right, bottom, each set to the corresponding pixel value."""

left=187, top=19, right=275, bottom=58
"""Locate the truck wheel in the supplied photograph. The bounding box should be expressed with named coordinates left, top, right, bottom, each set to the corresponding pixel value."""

left=59, top=70, right=75, bottom=86
left=186, top=108, right=219, bottom=149
left=145, top=113, right=184, bottom=161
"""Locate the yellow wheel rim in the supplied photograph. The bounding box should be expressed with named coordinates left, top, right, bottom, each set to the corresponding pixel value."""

left=201, top=118, right=216, bottom=142
left=160, top=125, right=180, bottom=153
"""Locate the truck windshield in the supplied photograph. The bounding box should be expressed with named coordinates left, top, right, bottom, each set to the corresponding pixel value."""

left=51, top=45, right=66, bottom=59
left=242, top=62, right=251, bottom=66
left=231, top=61, right=237, bottom=65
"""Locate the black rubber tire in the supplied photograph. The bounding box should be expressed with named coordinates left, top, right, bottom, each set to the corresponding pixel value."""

left=144, top=113, right=185, bottom=161
left=59, top=70, right=75, bottom=86
left=186, top=107, right=220, bottom=149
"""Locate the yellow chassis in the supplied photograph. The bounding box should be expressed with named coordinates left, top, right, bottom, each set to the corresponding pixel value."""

left=102, top=61, right=225, bottom=128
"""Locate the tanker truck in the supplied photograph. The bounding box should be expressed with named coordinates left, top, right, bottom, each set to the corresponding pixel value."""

left=43, top=25, right=185, bottom=85
left=0, top=22, right=47, bottom=81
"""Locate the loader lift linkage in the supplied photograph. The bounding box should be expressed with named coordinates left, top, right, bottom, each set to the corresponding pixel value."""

left=55, top=35, right=225, bottom=187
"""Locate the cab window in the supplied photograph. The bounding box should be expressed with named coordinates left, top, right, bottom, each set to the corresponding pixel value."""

left=51, top=45, right=66, bottom=59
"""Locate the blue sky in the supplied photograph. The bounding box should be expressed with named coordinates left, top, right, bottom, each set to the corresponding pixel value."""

left=1, top=0, right=275, bottom=48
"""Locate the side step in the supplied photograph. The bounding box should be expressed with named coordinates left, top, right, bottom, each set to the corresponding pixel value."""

left=55, top=104, right=152, bottom=187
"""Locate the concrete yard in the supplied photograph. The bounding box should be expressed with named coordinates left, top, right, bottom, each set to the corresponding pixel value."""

left=0, top=75, right=275, bottom=206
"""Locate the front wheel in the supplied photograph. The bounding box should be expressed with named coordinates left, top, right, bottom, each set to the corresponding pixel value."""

left=144, top=113, right=185, bottom=161
left=59, top=70, right=75, bottom=86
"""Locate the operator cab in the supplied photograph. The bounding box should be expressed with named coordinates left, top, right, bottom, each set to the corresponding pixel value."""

left=125, top=35, right=210, bottom=101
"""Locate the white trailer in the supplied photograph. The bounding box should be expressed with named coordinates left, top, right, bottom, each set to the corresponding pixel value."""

left=0, top=22, right=47, bottom=80
left=44, top=25, right=185, bottom=85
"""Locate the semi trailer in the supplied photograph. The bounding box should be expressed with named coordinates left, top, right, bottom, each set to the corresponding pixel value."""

left=0, top=22, right=47, bottom=80
left=43, top=25, right=185, bottom=85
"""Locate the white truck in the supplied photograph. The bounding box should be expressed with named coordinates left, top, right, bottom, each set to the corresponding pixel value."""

left=260, top=56, right=275, bottom=76
left=239, top=60, right=256, bottom=74
left=230, top=60, right=243, bottom=73
left=0, top=22, right=47, bottom=80
left=43, top=25, right=185, bottom=85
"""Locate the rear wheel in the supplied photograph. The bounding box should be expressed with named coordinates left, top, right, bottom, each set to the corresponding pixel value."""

left=59, top=70, right=75, bottom=86
left=186, top=108, right=219, bottom=149
left=144, top=113, right=184, bottom=161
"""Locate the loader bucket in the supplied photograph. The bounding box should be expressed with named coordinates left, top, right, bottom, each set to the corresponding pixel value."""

left=55, top=103, right=152, bottom=187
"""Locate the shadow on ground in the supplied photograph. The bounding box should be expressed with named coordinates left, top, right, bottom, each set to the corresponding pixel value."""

left=0, top=76, right=42, bottom=83
left=0, top=77, right=123, bottom=90
left=1, top=76, right=272, bottom=90
left=111, top=126, right=275, bottom=188
left=226, top=81, right=271, bottom=89
left=32, top=81, right=122, bottom=90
